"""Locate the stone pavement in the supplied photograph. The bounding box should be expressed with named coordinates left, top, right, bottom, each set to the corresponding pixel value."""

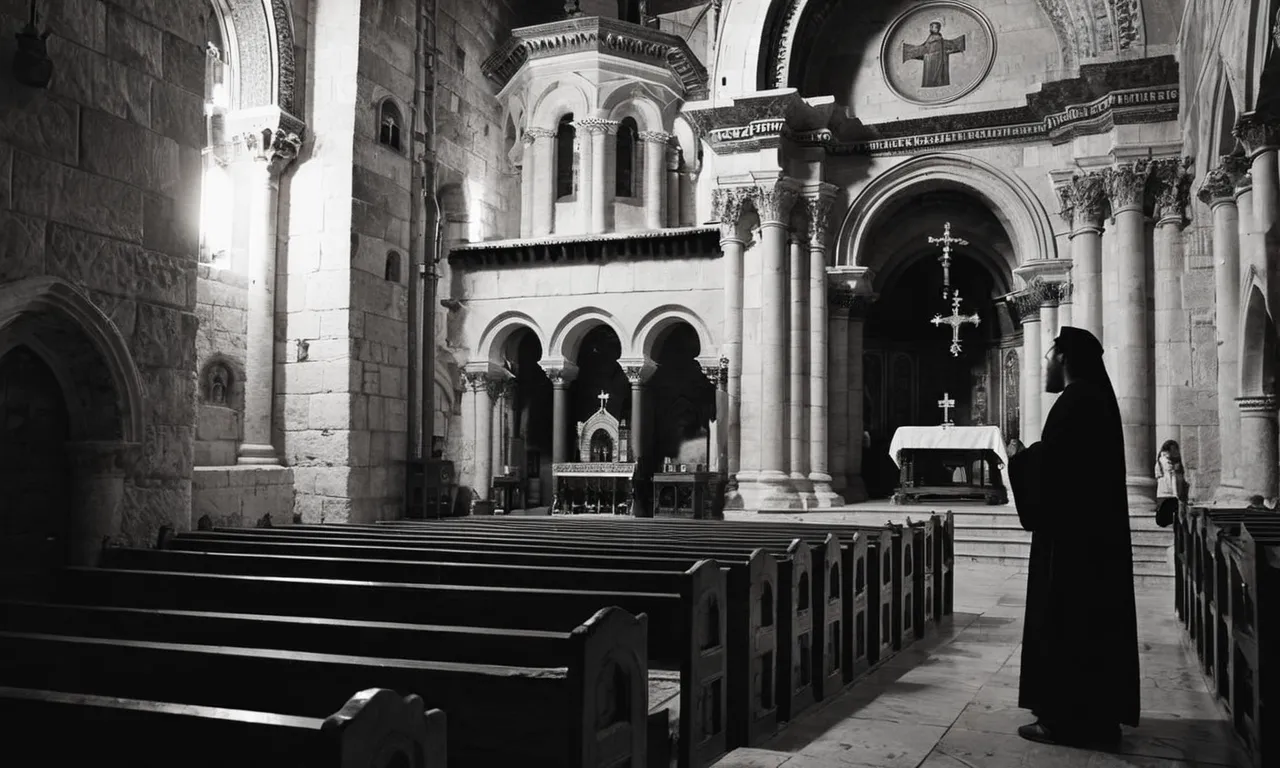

left=712, top=562, right=1246, bottom=768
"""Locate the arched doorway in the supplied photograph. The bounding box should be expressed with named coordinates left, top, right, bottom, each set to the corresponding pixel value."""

left=0, top=346, right=71, bottom=598
left=568, top=325, right=629, bottom=453
left=646, top=322, right=716, bottom=467
left=508, top=330, right=553, bottom=506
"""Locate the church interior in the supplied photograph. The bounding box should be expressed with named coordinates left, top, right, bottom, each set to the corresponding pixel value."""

left=0, top=0, right=1278, bottom=766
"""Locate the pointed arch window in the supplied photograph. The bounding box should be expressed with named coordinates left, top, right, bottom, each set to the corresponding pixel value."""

left=379, top=100, right=404, bottom=151
left=615, top=117, right=638, bottom=198
left=556, top=114, right=576, bottom=200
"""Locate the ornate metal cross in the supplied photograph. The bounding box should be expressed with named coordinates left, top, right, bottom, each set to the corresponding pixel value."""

left=928, top=222, right=968, bottom=299
left=937, top=392, right=956, bottom=425
left=597, top=390, right=610, bottom=411
left=931, top=289, right=981, bottom=357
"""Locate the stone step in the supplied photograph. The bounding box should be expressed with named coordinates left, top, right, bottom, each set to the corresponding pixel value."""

left=953, top=551, right=1174, bottom=586
left=956, top=537, right=1171, bottom=562
left=954, top=525, right=1173, bottom=547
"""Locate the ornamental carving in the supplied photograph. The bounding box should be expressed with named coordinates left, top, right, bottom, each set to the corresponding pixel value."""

left=576, top=118, right=620, bottom=135
left=1197, top=166, right=1236, bottom=206
left=237, top=128, right=303, bottom=174
left=1069, top=172, right=1108, bottom=222
left=830, top=288, right=872, bottom=318
left=622, top=365, right=646, bottom=384
left=702, top=361, right=728, bottom=389
left=524, top=126, right=558, bottom=142
left=1102, top=160, right=1152, bottom=211
left=638, top=130, right=673, bottom=145
left=712, top=187, right=752, bottom=240
left=1221, top=153, right=1252, bottom=189
left=746, top=181, right=800, bottom=224
left=1057, top=281, right=1073, bottom=304
left=543, top=368, right=576, bottom=385
left=1234, top=113, right=1280, bottom=156
left=1007, top=290, right=1043, bottom=323
left=1152, top=157, right=1192, bottom=221
left=1237, top=395, right=1279, bottom=413
left=462, top=371, right=490, bottom=391
left=806, top=195, right=836, bottom=250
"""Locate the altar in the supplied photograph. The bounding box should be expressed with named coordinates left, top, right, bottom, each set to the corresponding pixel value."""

left=888, top=424, right=1010, bottom=505
left=551, top=392, right=637, bottom=515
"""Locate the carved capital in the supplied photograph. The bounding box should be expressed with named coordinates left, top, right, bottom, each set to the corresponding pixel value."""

left=747, top=180, right=800, bottom=225
left=1234, top=113, right=1280, bottom=157
left=525, top=127, right=558, bottom=143
left=238, top=128, right=302, bottom=175
left=1237, top=394, right=1279, bottom=414
left=712, top=187, right=752, bottom=241
left=1007, top=290, right=1043, bottom=323
left=543, top=366, right=578, bottom=386
left=702, top=358, right=729, bottom=389
left=1152, top=157, right=1193, bottom=222
left=829, top=287, right=871, bottom=318
left=1056, top=281, right=1073, bottom=304
left=1198, top=166, right=1237, bottom=207
left=576, top=117, right=620, bottom=136
left=1055, top=184, right=1075, bottom=221
left=462, top=371, right=490, bottom=392
left=1221, top=153, right=1252, bottom=189
left=806, top=195, right=835, bottom=250
left=1102, top=161, right=1153, bottom=212
left=638, top=130, right=674, bottom=145
left=622, top=366, right=645, bottom=385
left=1070, top=172, right=1108, bottom=223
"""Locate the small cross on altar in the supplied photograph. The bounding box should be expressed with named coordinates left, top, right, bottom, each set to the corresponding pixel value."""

left=928, top=222, right=968, bottom=299
left=937, top=392, right=956, bottom=426
left=596, top=390, right=610, bottom=411
left=931, top=289, right=981, bottom=357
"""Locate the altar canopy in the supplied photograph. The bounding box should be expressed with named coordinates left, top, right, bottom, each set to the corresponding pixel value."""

left=889, top=425, right=1013, bottom=500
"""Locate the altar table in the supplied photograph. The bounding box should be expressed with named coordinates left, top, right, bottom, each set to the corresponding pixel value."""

left=888, top=426, right=1011, bottom=505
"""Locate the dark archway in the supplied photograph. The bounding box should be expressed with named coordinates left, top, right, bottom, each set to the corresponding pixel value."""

left=0, top=346, right=71, bottom=598
left=511, top=331, right=553, bottom=506
left=568, top=325, right=628, bottom=460
left=646, top=322, right=715, bottom=466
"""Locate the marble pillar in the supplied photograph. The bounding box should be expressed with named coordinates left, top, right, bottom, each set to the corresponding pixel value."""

left=238, top=130, right=299, bottom=465
left=845, top=298, right=869, bottom=503
left=460, top=374, right=477, bottom=490
left=519, top=139, right=534, bottom=237
left=641, top=131, right=672, bottom=230
left=1238, top=395, right=1279, bottom=501
left=806, top=194, right=841, bottom=505
left=788, top=232, right=809, bottom=484
left=545, top=365, right=578, bottom=465
left=1199, top=158, right=1247, bottom=498
left=65, top=441, right=138, bottom=566
left=667, top=147, right=682, bottom=228
left=574, top=120, right=595, bottom=231
left=713, top=188, right=749, bottom=483
left=1011, top=292, right=1043, bottom=443
left=1103, top=162, right=1157, bottom=510
left=1236, top=115, right=1279, bottom=282
left=623, top=363, right=650, bottom=458
left=828, top=289, right=851, bottom=492
left=1058, top=283, right=1073, bottom=328
left=1062, top=174, right=1106, bottom=341
left=1039, top=293, right=1060, bottom=420
left=529, top=128, right=557, bottom=236
left=704, top=361, right=729, bottom=473
left=1153, top=159, right=1191, bottom=454
left=579, top=118, right=616, bottom=234
left=464, top=372, right=494, bottom=501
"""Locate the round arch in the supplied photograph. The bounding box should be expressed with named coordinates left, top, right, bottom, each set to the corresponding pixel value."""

left=604, top=94, right=666, bottom=133
left=0, top=277, right=146, bottom=444
left=530, top=81, right=592, bottom=130
left=476, top=311, right=548, bottom=365
left=210, top=0, right=301, bottom=120
left=1239, top=267, right=1275, bottom=395
left=631, top=306, right=716, bottom=361
left=836, top=153, right=1057, bottom=277
left=548, top=307, right=630, bottom=361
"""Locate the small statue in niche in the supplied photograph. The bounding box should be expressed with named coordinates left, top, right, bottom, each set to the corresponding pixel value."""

left=206, top=362, right=232, bottom=406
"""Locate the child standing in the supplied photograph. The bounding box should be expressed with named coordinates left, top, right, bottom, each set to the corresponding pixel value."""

left=1155, top=439, right=1187, bottom=528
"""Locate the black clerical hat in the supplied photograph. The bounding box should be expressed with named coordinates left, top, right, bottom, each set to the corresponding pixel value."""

left=1053, top=326, right=1104, bottom=360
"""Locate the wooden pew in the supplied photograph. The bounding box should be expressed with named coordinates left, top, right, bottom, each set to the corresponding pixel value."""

left=48, top=566, right=708, bottom=768
left=0, top=629, right=636, bottom=768
left=0, top=686, right=446, bottom=768
left=162, top=534, right=781, bottom=750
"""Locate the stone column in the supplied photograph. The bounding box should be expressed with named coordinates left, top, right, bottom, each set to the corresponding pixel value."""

left=640, top=131, right=672, bottom=230
left=1039, top=288, right=1060, bottom=419
left=238, top=130, right=300, bottom=465
left=1238, top=395, right=1279, bottom=501
left=806, top=194, right=841, bottom=505
left=667, top=146, right=682, bottom=228
left=1010, top=292, right=1043, bottom=443
left=544, top=365, right=578, bottom=465
left=845, top=296, right=870, bottom=503
left=1103, top=161, right=1157, bottom=510
left=704, top=360, right=729, bottom=473
left=1236, top=114, right=1280, bottom=283
left=788, top=231, right=809, bottom=484
left=1060, top=174, right=1106, bottom=341
left=622, top=362, right=654, bottom=458
left=528, top=127, right=557, bottom=236
left=574, top=120, right=595, bottom=232
left=464, top=372, right=494, bottom=501
left=1057, top=282, right=1074, bottom=329
left=1153, top=158, right=1191, bottom=455
left=459, top=373, right=477, bottom=489
left=65, top=441, right=138, bottom=566
left=496, top=378, right=518, bottom=472
left=750, top=180, right=800, bottom=497
left=579, top=118, right=617, bottom=234
left=1200, top=158, right=1248, bottom=498
left=519, top=133, right=536, bottom=237
left=828, top=288, right=851, bottom=492
left=713, top=189, right=749, bottom=483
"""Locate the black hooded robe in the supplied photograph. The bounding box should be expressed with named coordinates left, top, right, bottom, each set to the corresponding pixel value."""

left=1007, top=379, right=1141, bottom=727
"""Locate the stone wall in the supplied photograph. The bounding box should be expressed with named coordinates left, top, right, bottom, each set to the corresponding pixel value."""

left=0, top=0, right=204, bottom=545
left=194, top=264, right=245, bottom=466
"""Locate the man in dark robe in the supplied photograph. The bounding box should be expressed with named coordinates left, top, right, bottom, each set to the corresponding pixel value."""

left=1007, top=326, right=1140, bottom=748
left=902, top=21, right=966, bottom=88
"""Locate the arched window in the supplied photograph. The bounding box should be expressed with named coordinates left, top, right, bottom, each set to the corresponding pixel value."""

left=615, top=117, right=638, bottom=198
left=199, top=9, right=233, bottom=266
left=384, top=251, right=402, bottom=283
left=379, top=100, right=403, bottom=151
left=556, top=114, right=576, bottom=200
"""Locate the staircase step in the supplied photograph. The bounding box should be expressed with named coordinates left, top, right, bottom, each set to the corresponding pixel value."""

left=956, top=537, right=1171, bottom=562
left=953, top=551, right=1173, bottom=585
left=953, top=525, right=1172, bottom=547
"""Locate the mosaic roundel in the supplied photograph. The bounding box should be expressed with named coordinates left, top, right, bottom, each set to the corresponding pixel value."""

left=880, top=1, right=997, bottom=107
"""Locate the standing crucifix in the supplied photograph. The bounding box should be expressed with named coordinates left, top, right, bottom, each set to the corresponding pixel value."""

left=928, top=222, right=967, bottom=300
left=597, top=390, right=610, bottom=412
left=931, top=289, right=981, bottom=357
left=937, top=392, right=956, bottom=426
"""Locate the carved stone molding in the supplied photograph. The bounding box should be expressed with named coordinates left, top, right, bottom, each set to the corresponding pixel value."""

left=638, top=130, right=673, bottom=145
left=462, top=371, right=490, bottom=392
left=622, top=365, right=646, bottom=385
left=712, top=187, right=753, bottom=240
left=1234, top=112, right=1280, bottom=157
left=1061, top=172, right=1107, bottom=224
left=702, top=357, right=729, bottom=389
left=1102, top=160, right=1152, bottom=212
left=525, top=126, right=558, bottom=142
left=235, top=128, right=303, bottom=175
left=1007, top=290, right=1044, bottom=323
left=1237, top=394, right=1279, bottom=414
left=1198, top=166, right=1237, bottom=207
left=806, top=195, right=835, bottom=250
left=1057, top=281, right=1074, bottom=304
left=1152, top=157, right=1193, bottom=222
left=747, top=180, right=801, bottom=225
left=576, top=118, right=620, bottom=135
left=829, top=287, right=871, bottom=318
left=1221, top=153, right=1252, bottom=189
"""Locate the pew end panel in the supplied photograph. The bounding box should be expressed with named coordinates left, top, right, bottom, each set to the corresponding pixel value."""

left=322, top=689, right=448, bottom=768
left=679, top=559, right=729, bottom=768
left=885, top=524, right=914, bottom=651
left=736, top=549, right=779, bottom=747
left=905, top=519, right=935, bottom=641
left=814, top=534, right=844, bottom=700
left=864, top=529, right=895, bottom=666
left=840, top=532, right=871, bottom=682
left=776, top=539, right=815, bottom=723
left=569, top=607, right=650, bottom=768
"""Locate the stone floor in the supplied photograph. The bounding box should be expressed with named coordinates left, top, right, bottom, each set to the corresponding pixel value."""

left=712, top=562, right=1247, bottom=768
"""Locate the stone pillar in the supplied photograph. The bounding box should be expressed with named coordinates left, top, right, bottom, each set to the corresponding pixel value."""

left=621, top=362, right=654, bottom=458
left=65, top=441, right=138, bottom=566
left=1153, top=158, right=1191, bottom=456
left=713, top=188, right=749, bottom=483
left=667, top=146, right=682, bottom=228
left=1038, top=288, right=1060, bottom=419
left=464, top=372, right=494, bottom=501
left=520, top=134, right=536, bottom=237
left=845, top=297, right=869, bottom=503
left=579, top=118, right=617, bottom=234
left=828, top=288, right=851, bottom=492
left=496, top=378, right=519, bottom=472
left=529, top=127, right=557, bottom=236
left=806, top=194, right=841, bottom=505
left=574, top=120, right=595, bottom=232
left=1238, top=395, right=1279, bottom=501
left=1010, top=292, right=1043, bottom=443
left=1057, top=282, right=1074, bottom=329
left=238, top=130, right=300, bottom=466
left=750, top=180, right=800, bottom=498
left=1236, top=114, right=1280, bottom=283
left=1103, top=161, right=1157, bottom=510
left=460, top=374, right=477, bottom=489
left=1061, top=173, right=1106, bottom=341
left=704, top=361, right=730, bottom=473
left=545, top=365, right=578, bottom=465
left=1200, top=158, right=1248, bottom=498
left=788, top=231, right=809, bottom=484
left=641, top=131, right=672, bottom=230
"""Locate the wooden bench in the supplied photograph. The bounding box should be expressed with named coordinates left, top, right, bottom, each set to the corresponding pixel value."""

left=49, top=565, right=706, bottom=768
left=164, top=533, right=780, bottom=750
left=0, top=686, right=446, bottom=768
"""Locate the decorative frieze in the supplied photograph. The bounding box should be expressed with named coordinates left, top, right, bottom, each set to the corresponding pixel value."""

left=638, top=130, right=673, bottom=145
left=1237, top=395, right=1279, bottom=414
left=1234, top=112, right=1280, bottom=157
left=575, top=118, right=619, bottom=135
left=1102, top=160, right=1153, bottom=212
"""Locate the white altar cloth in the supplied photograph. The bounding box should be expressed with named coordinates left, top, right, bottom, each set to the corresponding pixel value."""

left=888, top=425, right=1013, bottom=498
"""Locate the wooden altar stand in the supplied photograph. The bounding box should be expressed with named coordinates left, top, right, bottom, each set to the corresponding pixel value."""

left=889, top=424, right=1010, bottom=505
